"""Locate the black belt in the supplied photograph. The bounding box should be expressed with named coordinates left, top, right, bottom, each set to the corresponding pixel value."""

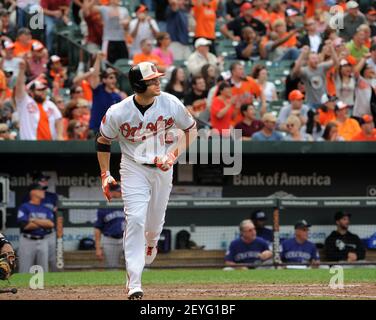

left=104, top=234, right=123, bottom=239
left=23, top=234, right=45, bottom=240
left=142, top=163, right=157, bottom=168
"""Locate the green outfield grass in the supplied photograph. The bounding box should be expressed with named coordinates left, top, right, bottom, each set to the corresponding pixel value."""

left=2, top=268, right=376, bottom=288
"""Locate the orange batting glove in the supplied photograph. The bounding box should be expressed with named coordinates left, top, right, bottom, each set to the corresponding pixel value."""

left=154, top=152, right=177, bottom=171
left=101, top=171, right=117, bottom=202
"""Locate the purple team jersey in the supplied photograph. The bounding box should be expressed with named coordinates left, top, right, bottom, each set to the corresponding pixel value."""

left=281, top=238, right=320, bottom=263
left=225, top=237, right=269, bottom=263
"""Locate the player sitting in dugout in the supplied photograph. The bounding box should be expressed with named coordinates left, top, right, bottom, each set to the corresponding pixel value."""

left=280, top=220, right=320, bottom=267
left=225, top=219, right=272, bottom=268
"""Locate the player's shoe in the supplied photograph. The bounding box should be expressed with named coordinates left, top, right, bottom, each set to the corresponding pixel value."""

left=145, top=246, right=158, bottom=265
left=128, top=287, right=144, bottom=300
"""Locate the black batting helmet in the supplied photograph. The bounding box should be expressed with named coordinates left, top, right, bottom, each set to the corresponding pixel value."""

left=128, top=62, right=164, bottom=93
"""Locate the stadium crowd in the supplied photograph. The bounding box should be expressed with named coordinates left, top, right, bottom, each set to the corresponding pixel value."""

left=1, top=0, right=376, bottom=141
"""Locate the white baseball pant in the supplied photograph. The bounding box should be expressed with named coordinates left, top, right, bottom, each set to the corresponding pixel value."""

left=120, top=157, right=173, bottom=290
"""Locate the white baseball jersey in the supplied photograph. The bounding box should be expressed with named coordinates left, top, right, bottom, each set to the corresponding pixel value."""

left=100, top=92, right=196, bottom=163
left=15, top=93, right=62, bottom=140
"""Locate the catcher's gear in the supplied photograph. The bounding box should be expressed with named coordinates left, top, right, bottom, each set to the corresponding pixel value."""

left=128, top=62, right=164, bottom=93
left=101, top=171, right=117, bottom=202
left=0, top=252, right=16, bottom=281
left=154, top=152, right=176, bottom=171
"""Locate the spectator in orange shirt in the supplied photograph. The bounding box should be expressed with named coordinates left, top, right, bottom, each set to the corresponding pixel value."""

left=0, top=69, right=7, bottom=101
left=13, top=28, right=43, bottom=58
left=211, top=81, right=240, bottom=134
left=318, top=94, right=337, bottom=126
left=352, top=115, right=376, bottom=141
left=133, top=39, right=167, bottom=73
left=335, top=100, right=361, bottom=140
left=192, top=0, right=217, bottom=54
left=269, top=2, right=286, bottom=27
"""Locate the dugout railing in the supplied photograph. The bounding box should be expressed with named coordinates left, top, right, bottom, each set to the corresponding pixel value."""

left=57, top=197, right=376, bottom=270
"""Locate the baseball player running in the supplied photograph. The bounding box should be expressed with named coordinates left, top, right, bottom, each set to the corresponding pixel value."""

left=96, top=62, right=197, bottom=300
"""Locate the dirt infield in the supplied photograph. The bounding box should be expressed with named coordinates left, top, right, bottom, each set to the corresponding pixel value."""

left=2, top=283, right=376, bottom=300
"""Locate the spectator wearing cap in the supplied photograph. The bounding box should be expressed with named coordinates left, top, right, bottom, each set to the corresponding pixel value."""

left=283, top=114, right=313, bottom=141
left=281, top=220, right=319, bottom=266
left=235, top=26, right=261, bottom=61
left=210, top=81, right=240, bottom=135
left=94, top=183, right=125, bottom=268
left=47, top=55, right=69, bottom=97
left=260, top=20, right=300, bottom=61
left=234, top=104, right=264, bottom=140
left=225, top=219, right=272, bottom=267
left=133, top=39, right=167, bottom=73
left=366, top=44, right=376, bottom=73
left=192, top=0, right=218, bottom=55
left=25, top=42, right=49, bottom=81
left=187, top=38, right=223, bottom=77
left=17, top=183, right=55, bottom=273
left=252, top=112, right=283, bottom=141
left=277, top=90, right=309, bottom=132
left=250, top=210, right=273, bottom=243
left=220, top=2, right=267, bottom=42
left=292, top=43, right=339, bottom=109
left=339, top=1, right=367, bottom=42
left=335, top=58, right=356, bottom=107
left=22, top=172, right=59, bottom=272
left=324, top=211, right=366, bottom=262
left=14, top=60, right=64, bottom=140
left=166, top=0, right=191, bottom=61
left=334, top=100, right=361, bottom=140
left=129, top=4, right=159, bottom=58
left=0, top=8, right=16, bottom=40
left=297, top=17, right=323, bottom=53
left=40, top=0, right=71, bottom=53
left=88, top=52, right=122, bottom=135
left=353, top=56, right=376, bottom=119
left=346, top=29, right=369, bottom=62
left=317, top=94, right=337, bottom=126
left=352, top=115, right=376, bottom=141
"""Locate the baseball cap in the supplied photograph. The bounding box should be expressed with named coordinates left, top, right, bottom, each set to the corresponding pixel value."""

left=321, top=94, right=337, bottom=104
left=0, top=123, right=9, bottom=132
left=138, top=61, right=164, bottom=80
left=294, top=220, right=312, bottom=229
left=251, top=210, right=267, bottom=221
left=334, top=211, right=352, bottom=221
left=240, top=2, right=253, bottom=13
left=288, top=89, right=304, bottom=101
left=368, top=8, right=376, bottom=15
left=32, top=42, right=44, bottom=51
left=346, top=1, right=359, bottom=9
left=32, top=171, right=50, bottom=181
left=262, top=112, right=277, bottom=123
left=195, top=38, right=212, bottom=48
left=3, top=41, right=15, bottom=50
left=50, top=55, right=61, bottom=63
left=286, top=8, right=299, bottom=17
left=135, top=4, right=148, bottom=14
left=335, top=100, right=348, bottom=110
left=30, top=80, right=48, bottom=91
left=29, top=183, right=46, bottom=191
left=340, top=59, right=351, bottom=66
